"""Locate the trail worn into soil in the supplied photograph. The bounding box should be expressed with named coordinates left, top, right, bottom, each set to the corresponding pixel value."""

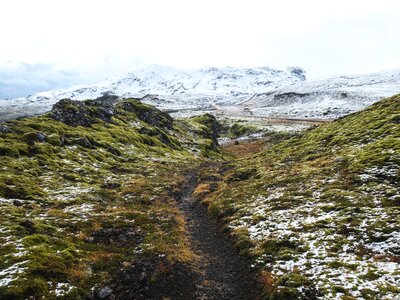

left=177, top=169, right=263, bottom=300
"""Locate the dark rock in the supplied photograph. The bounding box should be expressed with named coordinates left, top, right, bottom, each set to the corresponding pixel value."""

left=35, top=132, right=46, bottom=142
left=391, top=115, right=400, bottom=124
left=50, top=99, right=93, bottom=127
left=90, top=227, right=143, bottom=246
left=24, top=132, right=46, bottom=145
left=227, top=168, right=258, bottom=182
left=98, top=286, right=113, bottom=299
left=107, top=145, right=122, bottom=156
left=13, top=200, right=23, bottom=207
left=0, top=125, right=11, bottom=133
left=63, top=135, right=96, bottom=148
left=95, top=93, right=119, bottom=105
left=119, top=99, right=173, bottom=130
left=288, top=67, right=306, bottom=80
left=139, top=272, right=147, bottom=283
left=273, top=92, right=310, bottom=105
left=138, top=127, right=158, bottom=136
left=50, top=98, right=116, bottom=127
left=60, top=134, right=66, bottom=146
left=72, top=137, right=92, bottom=148
left=191, top=114, right=222, bottom=144
left=19, top=219, right=36, bottom=234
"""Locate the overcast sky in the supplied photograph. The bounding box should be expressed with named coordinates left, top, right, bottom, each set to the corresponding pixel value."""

left=1, top=0, right=400, bottom=98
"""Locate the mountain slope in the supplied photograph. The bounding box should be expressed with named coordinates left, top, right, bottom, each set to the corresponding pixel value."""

left=1, top=66, right=399, bottom=125
left=199, top=95, right=400, bottom=299
left=0, top=65, right=306, bottom=121
left=242, top=68, right=400, bottom=119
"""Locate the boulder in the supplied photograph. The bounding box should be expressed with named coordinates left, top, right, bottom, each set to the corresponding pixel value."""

left=0, top=125, right=11, bottom=133
left=50, top=97, right=116, bottom=127
left=118, top=99, right=173, bottom=130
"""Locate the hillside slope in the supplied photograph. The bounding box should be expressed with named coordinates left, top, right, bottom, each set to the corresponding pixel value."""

left=0, top=97, right=225, bottom=299
left=200, top=95, right=400, bottom=299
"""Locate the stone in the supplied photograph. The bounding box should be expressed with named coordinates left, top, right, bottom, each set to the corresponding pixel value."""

left=98, top=286, right=113, bottom=299
left=0, top=125, right=11, bottom=133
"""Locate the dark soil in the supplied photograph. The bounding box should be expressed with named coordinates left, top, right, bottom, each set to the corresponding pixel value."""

left=175, top=169, right=263, bottom=300
left=130, top=166, right=263, bottom=300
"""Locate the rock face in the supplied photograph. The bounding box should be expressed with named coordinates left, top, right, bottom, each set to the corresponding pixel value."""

left=50, top=98, right=116, bottom=127
left=118, top=99, right=173, bottom=130
left=49, top=96, right=174, bottom=130
left=0, top=125, right=11, bottom=133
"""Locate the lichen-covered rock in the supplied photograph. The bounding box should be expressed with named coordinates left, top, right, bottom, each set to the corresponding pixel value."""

left=23, top=132, right=46, bottom=145
left=118, top=99, right=173, bottom=130
left=66, top=136, right=93, bottom=148
left=98, top=286, right=113, bottom=299
left=0, top=125, right=11, bottom=133
left=50, top=98, right=116, bottom=127
left=190, top=114, right=222, bottom=144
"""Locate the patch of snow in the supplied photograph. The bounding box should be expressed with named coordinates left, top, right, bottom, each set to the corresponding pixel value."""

left=0, top=261, right=29, bottom=287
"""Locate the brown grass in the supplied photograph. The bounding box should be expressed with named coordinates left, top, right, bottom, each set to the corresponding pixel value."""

left=224, top=140, right=266, bottom=157
left=69, top=264, right=88, bottom=280
left=193, top=183, right=211, bottom=199
left=258, top=270, right=277, bottom=293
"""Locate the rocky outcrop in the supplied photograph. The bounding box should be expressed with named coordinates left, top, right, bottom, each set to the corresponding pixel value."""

left=50, top=96, right=117, bottom=127
left=117, top=99, right=173, bottom=130
left=50, top=97, right=174, bottom=130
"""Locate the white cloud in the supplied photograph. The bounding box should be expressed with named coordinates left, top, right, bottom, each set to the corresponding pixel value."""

left=0, top=62, right=81, bottom=98
left=0, top=0, right=399, bottom=97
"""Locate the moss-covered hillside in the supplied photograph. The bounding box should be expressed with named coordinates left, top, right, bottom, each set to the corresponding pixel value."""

left=0, top=98, right=224, bottom=299
left=201, top=95, right=400, bottom=299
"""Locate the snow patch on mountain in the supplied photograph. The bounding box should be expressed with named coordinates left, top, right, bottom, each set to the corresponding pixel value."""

left=240, top=68, right=400, bottom=119
left=1, top=65, right=399, bottom=121
left=0, top=65, right=305, bottom=121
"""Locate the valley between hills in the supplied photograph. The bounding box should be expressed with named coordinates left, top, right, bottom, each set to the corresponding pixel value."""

left=0, top=68, right=399, bottom=300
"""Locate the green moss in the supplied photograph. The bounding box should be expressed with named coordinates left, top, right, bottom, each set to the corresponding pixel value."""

left=270, top=286, right=303, bottom=300
left=0, top=98, right=230, bottom=298
left=200, top=95, right=400, bottom=299
left=228, top=123, right=259, bottom=138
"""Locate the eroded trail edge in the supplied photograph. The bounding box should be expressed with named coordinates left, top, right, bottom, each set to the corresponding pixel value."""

left=177, top=167, right=263, bottom=300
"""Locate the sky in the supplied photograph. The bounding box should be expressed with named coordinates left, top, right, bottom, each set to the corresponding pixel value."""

left=0, top=0, right=400, bottom=98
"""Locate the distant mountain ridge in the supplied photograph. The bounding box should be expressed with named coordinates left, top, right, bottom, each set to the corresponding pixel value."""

left=242, top=68, right=400, bottom=119
left=1, top=65, right=400, bottom=121
left=0, top=65, right=305, bottom=120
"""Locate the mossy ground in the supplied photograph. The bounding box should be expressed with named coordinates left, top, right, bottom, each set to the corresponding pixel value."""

left=0, top=99, right=226, bottom=299
left=1, top=95, right=399, bottom=299
left=199, top=95, right=400, bottom=299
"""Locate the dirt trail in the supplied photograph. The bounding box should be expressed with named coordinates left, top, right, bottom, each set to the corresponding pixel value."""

left=177, top=168, right=263, bottom=300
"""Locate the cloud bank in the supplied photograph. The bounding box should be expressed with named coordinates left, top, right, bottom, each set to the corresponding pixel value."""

left=0, top=62, right=81, bottom=99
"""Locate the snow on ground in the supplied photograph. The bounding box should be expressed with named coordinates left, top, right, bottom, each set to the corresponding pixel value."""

left=244, top=68, right=400, bottom=119
left=0, top=261, right=29, bottom=287
left=227, top=175, right=400, bottom=299
left=44, top=185, right=94, bottom=202
left=50, top=282, right=76, bottom=297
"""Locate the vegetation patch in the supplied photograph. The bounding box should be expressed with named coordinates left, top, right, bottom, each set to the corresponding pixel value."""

left=0, top=97, right=226, bottom=299
left=201, top=95, right=400, bottom=299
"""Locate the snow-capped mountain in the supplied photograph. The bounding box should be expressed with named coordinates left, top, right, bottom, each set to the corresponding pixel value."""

left=0, top=65, right=399, bottom=121
left=0, top=66, right=305, bottom=119
left=238, top=68, right=400, bottom=119
left=0, top=65, right=305, bottom=121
